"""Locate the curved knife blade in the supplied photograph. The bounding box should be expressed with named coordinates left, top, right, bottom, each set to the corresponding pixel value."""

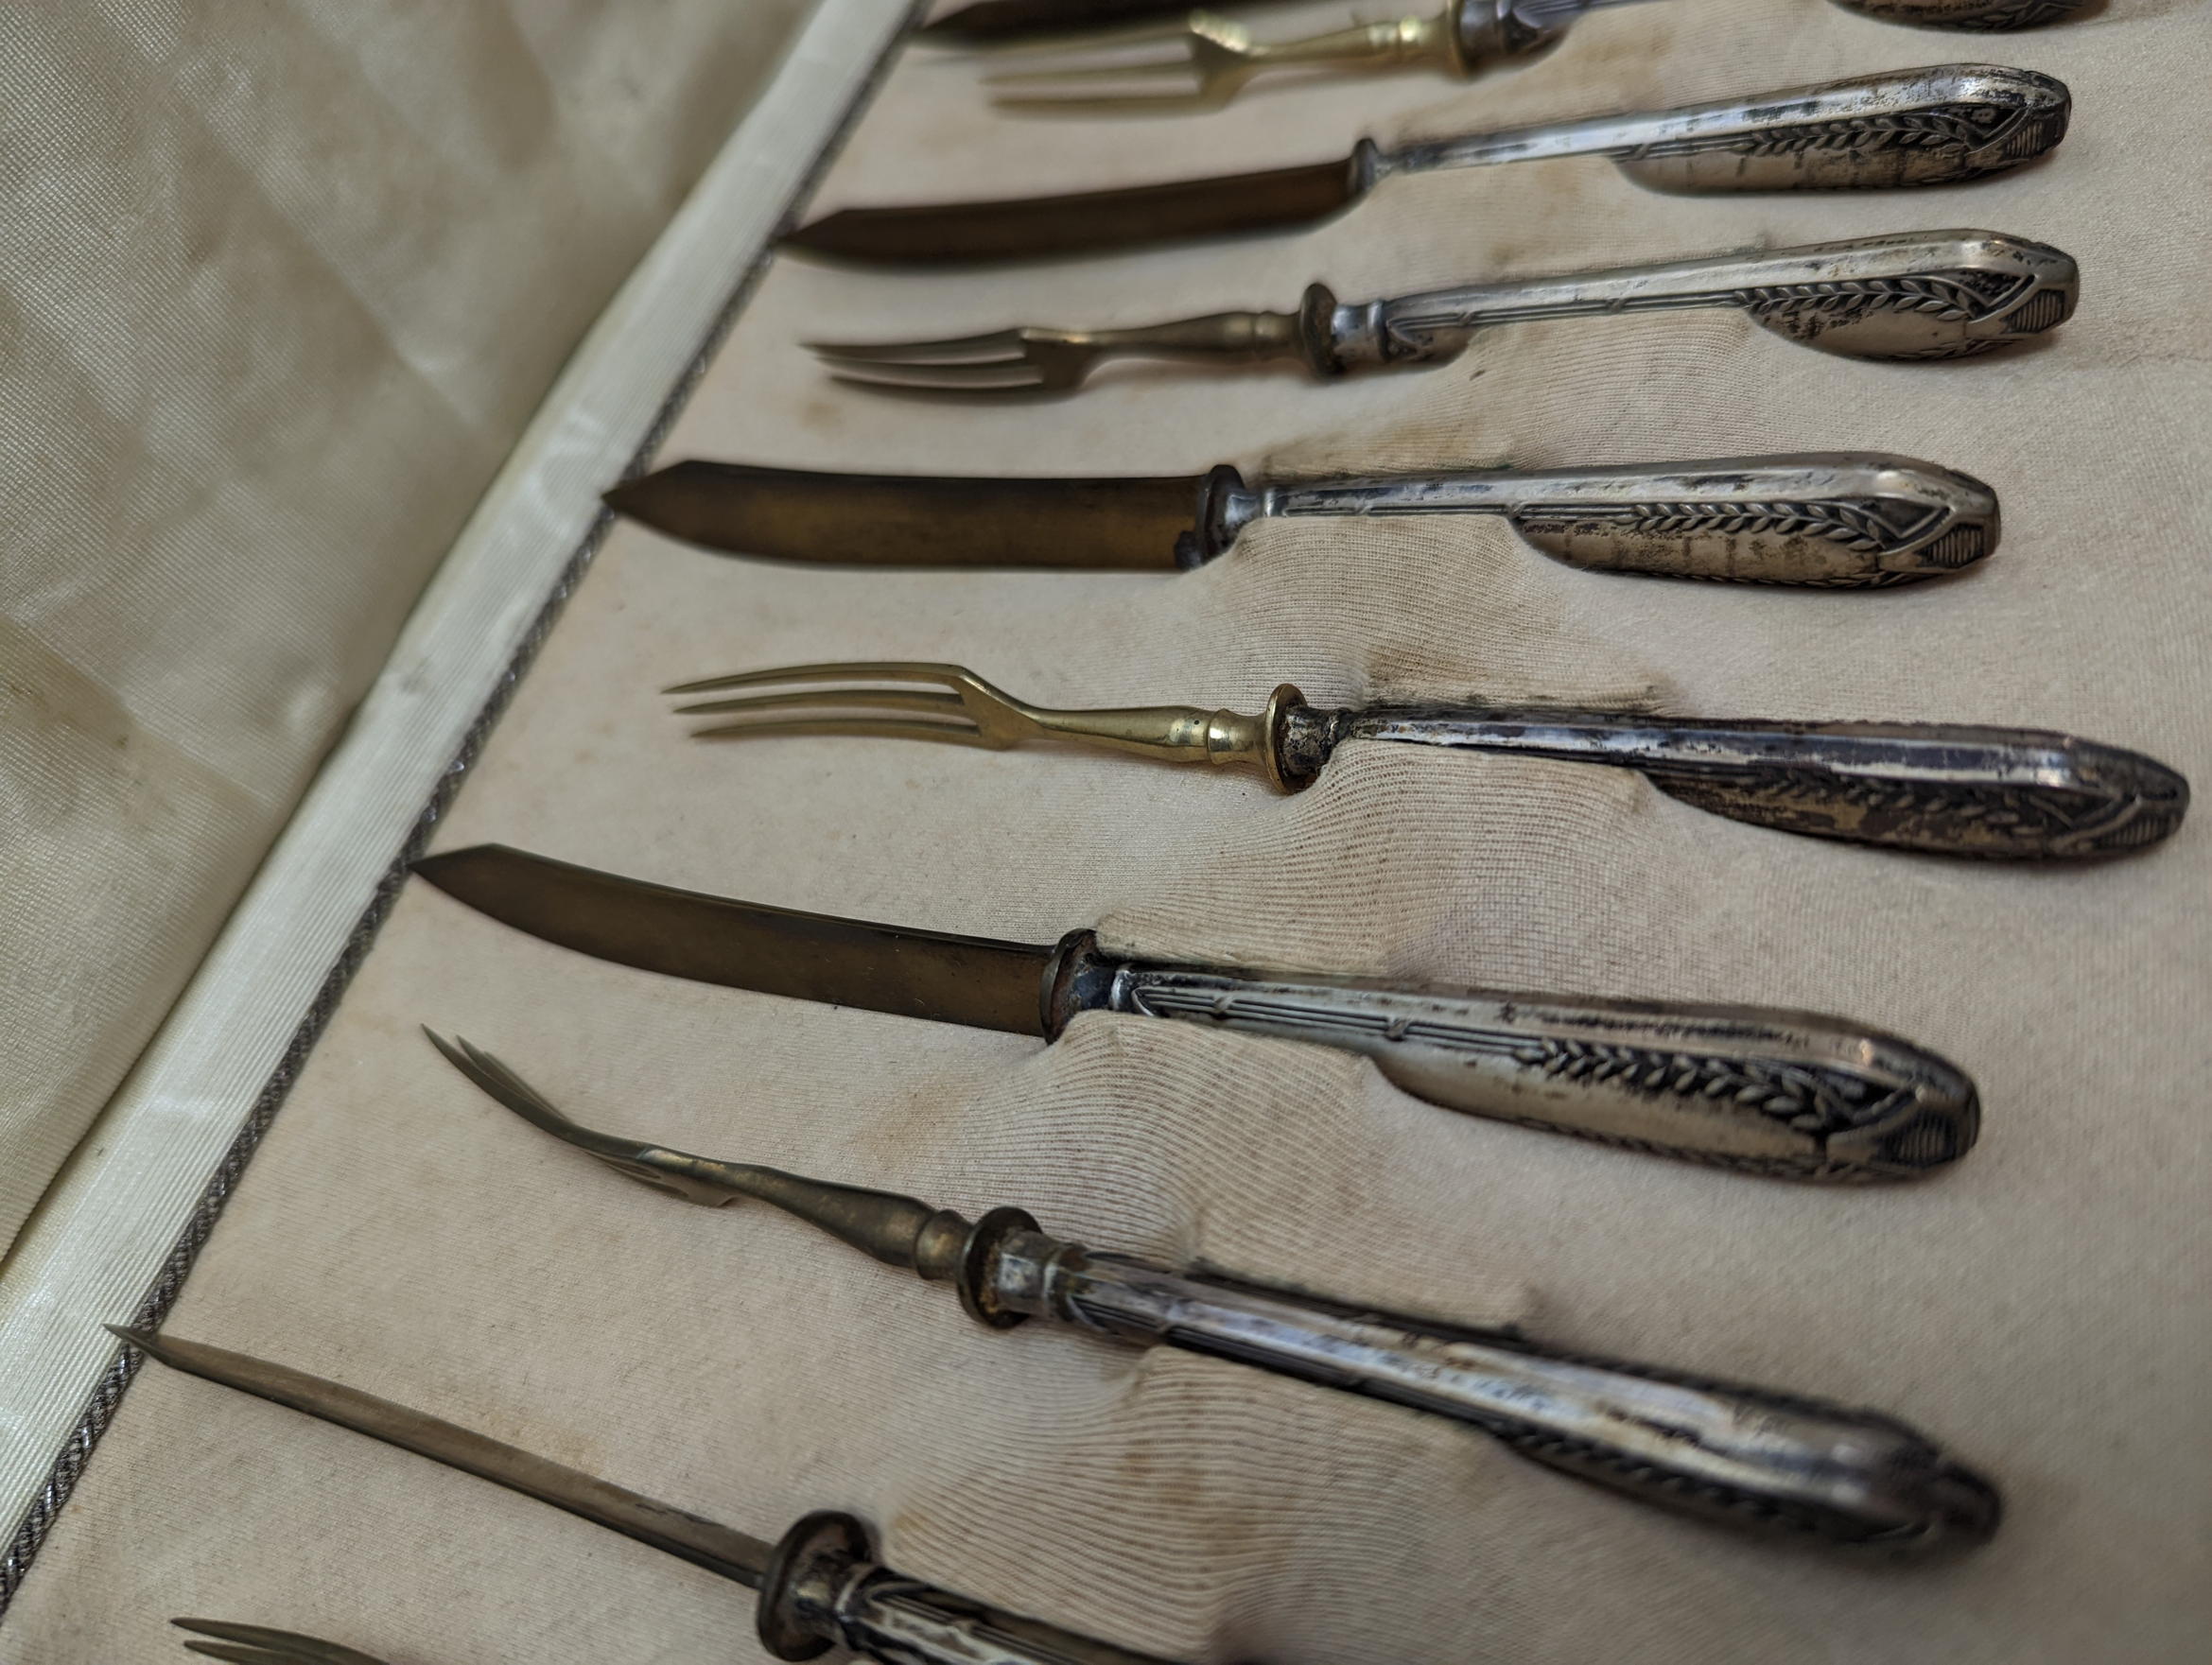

left=606, top=461, right=1200, bottom=569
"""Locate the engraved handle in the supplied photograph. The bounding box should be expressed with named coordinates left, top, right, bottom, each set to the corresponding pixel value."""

left=1391, top=64, right=2071, bottom=192
left=758, top=1512, right=1179, bottom=1665
left=1052, top=937, right=1978, bottom=1180
left=1345, top=709, right=2191, bottom=859
left=1331, top=231, right=2078, bottom=366
left=979, top=1240, right=2000, bottom=1554
left=1828, top=0, right=2082, bottom=26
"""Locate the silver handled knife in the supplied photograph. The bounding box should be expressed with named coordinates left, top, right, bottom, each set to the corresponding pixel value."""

left=117, top=1328, right=1180, bottom=1665
left=427, top=1030, right=2003, bottom=1554
left=809, top=231, right=2080, bottom=394
left=411, top=844, right=1978, bottom=1180
left=783, top=66, right=2068, bottom=264
left=606, top=452, right=2000, bottom=586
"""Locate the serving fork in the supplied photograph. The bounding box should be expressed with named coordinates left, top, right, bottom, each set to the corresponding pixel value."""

left=171, top=1619, right=389, bottom=1665
left=978, top=0, right=1611, bottom=113
left=663, top=662, right=2189, bottom=859
left=808, top=230, right=2077, bottom=393
left=921, top=0, right=2086, bottom=43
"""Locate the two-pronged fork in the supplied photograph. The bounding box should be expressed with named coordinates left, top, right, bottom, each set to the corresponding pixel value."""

left=808, top=230, right=2078, bottom=394
left=662, top=663, right=2189, bottom=859
left=171, top=1619, right=389, bottom=1665
left=422, top=1029, right=2000, bottom=1549
left=979, top=0, right=1606, bottom=113
left=919, top=0, right=2087, bottom=44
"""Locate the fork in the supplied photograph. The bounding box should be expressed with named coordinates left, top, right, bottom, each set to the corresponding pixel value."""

left=172, top=1619, right=392, bottom=1665
left=661, top=662, right=2189, bottom=859
left=980, top=0, right=1595, bottom=113
left=805, top=230, right=2078, bottom=394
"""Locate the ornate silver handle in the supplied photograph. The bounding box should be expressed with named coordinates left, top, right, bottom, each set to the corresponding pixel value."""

left=758, top=1512, right=1179, bottom=1665
left=1324, top=230, right=2078, bottom=365
left=1050, top=936, right=1978, bottom=1180
left=973, top=1231, right=1999, bottom=1554
left=1196, top=452, right=2000, bottom=585
left=1324, top=708, right=2192, bottom=859
left=1387, top=63, right=2070, bottom=193
left=1829, top=0, right=2082, bottom=26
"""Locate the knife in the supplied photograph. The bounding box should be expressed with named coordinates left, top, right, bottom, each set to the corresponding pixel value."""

left=115, top=1327, right=1180, bottom=1665
left=606, top=451, right=2000, bottom=586
left=664, top=665, right=2190, bottom=860
left=809, top=232, right=2080, bottom=392
left=782, top=66, right=2069, bottom=264
left=915, top=0, right=2084, bottom=41
left=411, top=844, right=1977, bottom=1180
left=427, top=1029, right=2002, bottom=1553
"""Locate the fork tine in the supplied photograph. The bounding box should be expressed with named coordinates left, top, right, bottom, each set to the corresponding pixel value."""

left=991, top=89, right=1225, bottom=113
left=687, top=718, right=1001, bottom=747
left=671, top=687, right=970, bottom=719
left=172, top=1620, right=388, bottom=1665
left=804, top=330, right=1030, bottom=363
left=663, top=661, right=970, bottom=697
left=984, top=57, right=1203, bottom=85
left=826, top=363, right=1055, bottom=394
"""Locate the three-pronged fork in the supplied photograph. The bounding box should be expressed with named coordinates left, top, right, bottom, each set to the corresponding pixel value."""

left=981, top=0, right=1597, bottom=113
left=663, top=662, right=2189, bottom=859
left=171, top=1619, right=391, bottom=1665
left=806, top=231, right=2079, bottom=394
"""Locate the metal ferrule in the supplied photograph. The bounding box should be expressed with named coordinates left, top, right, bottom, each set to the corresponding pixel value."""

left=972, top=1238, right=1998, bottom=1552
left=1344, top=230, right=2077, bottom=364
left=1257, top=452, right=1999, bottom=584
left=1380, top=64, right=2068, bottom=191
left=1449, top=0, right=1562, bottom=67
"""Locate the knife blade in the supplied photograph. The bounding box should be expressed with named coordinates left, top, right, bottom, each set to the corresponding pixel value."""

left=783, top=65, right=2069, bottom=264
left=114, top=1328, right=1176, bottom=1665
left=606, top=452, right=2000, bottom=586
left=412, top=844, right=1978, bottom=1179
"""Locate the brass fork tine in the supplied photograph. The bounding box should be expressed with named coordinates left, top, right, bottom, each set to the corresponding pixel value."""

left=689, top=717, right=1004, bottom=747
left=171, top=1619, right=391, bottom=1665
left=804, top=329, right=1032, bottom=363
left=825, top=367, right=1060, bottom=397
left=663, top=661, right=978, bottom=697
left=671, top=687, right=971, bottom=720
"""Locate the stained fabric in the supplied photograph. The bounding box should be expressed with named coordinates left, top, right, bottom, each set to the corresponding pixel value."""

left=7, top=0, right=2210, bottom=1659
left=0, top=2, right=812, bottom=1255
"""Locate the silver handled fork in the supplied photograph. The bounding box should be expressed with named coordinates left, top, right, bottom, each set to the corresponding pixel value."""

left=662, top=662, right=2191, bottom=860
left=172, top=1619, right=392, bottom=1665
left=808, top=230, right=2077, bottom=394
left=982, top=0, right=1610, bottom=113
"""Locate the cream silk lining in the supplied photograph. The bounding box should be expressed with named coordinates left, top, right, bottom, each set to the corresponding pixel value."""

left=0, top=2, right=817, bottom=1257
left=8, top=0, right=2209, bottom=1658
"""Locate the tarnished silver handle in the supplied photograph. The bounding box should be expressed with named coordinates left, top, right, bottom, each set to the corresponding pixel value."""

left=1052, top=937, right=1978, bottom=1181
left=977, top=1236, right=2000, bottom=1554
left=758, top=1512, right=1180, bottom=1665
left=1327, top=230, right=2078, bottom=366
left=1829, top=0, right=2082, bottom=26
left=1335, top=709, right=2191, bottom=859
